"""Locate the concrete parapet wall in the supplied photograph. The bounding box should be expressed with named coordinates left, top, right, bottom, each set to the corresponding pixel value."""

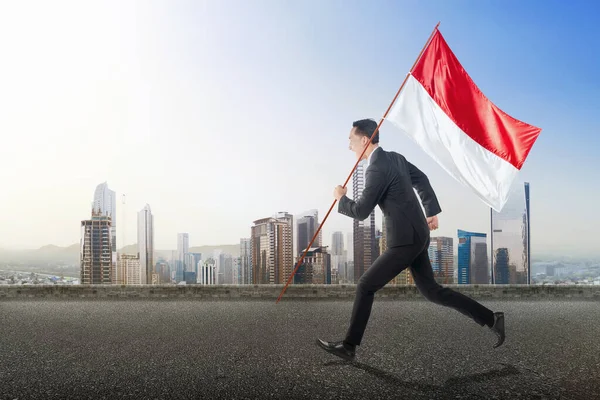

left=1, top=284, right=599, bottom=300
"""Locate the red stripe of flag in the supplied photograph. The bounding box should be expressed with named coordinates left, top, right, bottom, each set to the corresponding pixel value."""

left=411, top=30, right=542, bottom=170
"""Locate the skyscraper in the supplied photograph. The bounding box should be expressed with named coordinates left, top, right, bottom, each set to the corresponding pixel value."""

left=331, top=231, right=345, bottom=283
left=457, top=230, right=489, bottom=284
left=352, top=161, right=376, bottom=282
left=80, top=211, right=113, bottom=284
left=93, top=182, right=116, bottom=275
left=250, top=212, right=293, bottom=284
left=240, top=238, right=252, bottom=284
left=233, top=257, right=241, bottom=284
left=331, top=232, right=344, bottom=256
left=428, top=237, right=454, bottom=284
left=274, top=211, right=294, bottom=284
left=177, top=233, right=189, bottom=269
left=137, top=204, right=154, bottom=284
left=219, top=253, right=233, bottom=284
left=346, top=232, right=354, bottom=262
left=297, top=210, right=321, bottom=255
left=491, top=182, right=531, bottom=284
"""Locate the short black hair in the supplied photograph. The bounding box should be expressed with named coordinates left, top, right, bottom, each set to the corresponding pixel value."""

left=352, top=119, right=379, bottom=144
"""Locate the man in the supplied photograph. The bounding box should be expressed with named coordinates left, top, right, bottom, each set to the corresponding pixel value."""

left=316, top=119, right=505, bottom=361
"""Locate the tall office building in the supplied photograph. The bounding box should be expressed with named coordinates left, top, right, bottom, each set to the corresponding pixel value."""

left=240, top=238, right=252, bottom=284
left=428, top=237, right=454, bottom=284
left=137, top=204, right=154, bottom=284
left=274, top=211, right=294, bottom=283
left=331, top=231, right=345, bottom=283
left=297, top=210, right=321, bottom=255
left=169, top=250, right=180, bottom=282
left=491, top=182, right=531, bottom=284
left=250, top=212, right=293, bottom=284
left=352, top=161, right=377, bottom=282
left=457, top=230, right=489, bottom=284
left=494, top=247, right=510, bottom=284
left=177, top=233, right=189, bottom=276
left=219, top=253, right=233, bottom=284
left=346, top=232, right=354, bottom=262
left=331, top=232, right=344, bottom=256
left=232, top=257, right=241, bottom=284
left=115, top=253, right=127, bottom=284
left=213, top=249, right=223, bottom=283
left=341, top=231, right=354, bottom=283
left=80, top=212, right=113, bottom=284
left=92, top=182, right=117, bottom=279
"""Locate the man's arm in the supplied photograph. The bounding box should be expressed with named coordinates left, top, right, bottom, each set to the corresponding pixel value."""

left=338, top=166, right=388, bottom=221
left=407, top=161, right=442, bottom=217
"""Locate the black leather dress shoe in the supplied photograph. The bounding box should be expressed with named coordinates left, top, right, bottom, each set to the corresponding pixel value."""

left=490, top=312, right=505, bottom=348
left=316, top=338, right=355, bottom=361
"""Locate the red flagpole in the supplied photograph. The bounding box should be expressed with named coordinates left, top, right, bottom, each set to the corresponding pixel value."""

left=275, top=22, right=441, bottom=304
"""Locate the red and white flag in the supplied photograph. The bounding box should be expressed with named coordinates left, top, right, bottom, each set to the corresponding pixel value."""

left=386, top=29, right=542, bottom=212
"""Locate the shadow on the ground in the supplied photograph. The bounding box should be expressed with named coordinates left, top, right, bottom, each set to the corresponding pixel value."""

left=323, top=360, right=521, bottom=395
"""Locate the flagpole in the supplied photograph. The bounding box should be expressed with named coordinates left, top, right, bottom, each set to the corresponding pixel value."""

left=275, top=22, right=441, bottom=304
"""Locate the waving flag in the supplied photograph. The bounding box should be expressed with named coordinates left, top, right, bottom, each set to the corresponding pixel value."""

left=386, top=29, right=542, bottom=212
left=276, top=25, right=540, bottom=302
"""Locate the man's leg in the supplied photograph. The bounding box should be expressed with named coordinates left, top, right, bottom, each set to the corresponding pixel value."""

left=344, top=244, right=422, bottom=347
left=409, top=240, right=495, bottom=328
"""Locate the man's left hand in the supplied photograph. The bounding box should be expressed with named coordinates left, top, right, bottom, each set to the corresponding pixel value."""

left=334, top=185, right=347, bottom=200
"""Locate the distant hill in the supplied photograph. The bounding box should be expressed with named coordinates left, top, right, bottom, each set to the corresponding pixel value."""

left=0, top=242, right=240, bottom=264
left=0, top=244, right=80, bottom=264
left=118, top=244, right=138, bottom=255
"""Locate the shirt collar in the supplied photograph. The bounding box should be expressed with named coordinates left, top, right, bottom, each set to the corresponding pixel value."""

left=367, top=146, right=380, bottom=167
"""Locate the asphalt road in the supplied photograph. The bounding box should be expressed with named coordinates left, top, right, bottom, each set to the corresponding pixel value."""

left=1, top=300, right=599, bottom=400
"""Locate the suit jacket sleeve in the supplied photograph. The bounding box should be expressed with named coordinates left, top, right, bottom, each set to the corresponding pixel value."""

left=407, top=161, right=442, bottom=217
left=338, top=165, right=388, bottom=221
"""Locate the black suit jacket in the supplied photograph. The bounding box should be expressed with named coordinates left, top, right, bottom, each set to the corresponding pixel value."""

left=338, top=147, right=442, bottom=248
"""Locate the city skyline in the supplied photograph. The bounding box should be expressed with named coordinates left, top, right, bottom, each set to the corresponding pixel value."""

left=79, top=179, right=532, bottom=286
left=0, top=178, right=584, bottom=261
left=1, top=178, right=586, bottom=286
left=0, top=1, right=598, bottom=258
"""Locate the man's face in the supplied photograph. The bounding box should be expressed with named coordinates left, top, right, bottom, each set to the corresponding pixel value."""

left=348, top=127, right=368, bottom=160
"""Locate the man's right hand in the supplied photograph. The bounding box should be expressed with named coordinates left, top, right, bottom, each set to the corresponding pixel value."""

left=427, top=215, right=439, bottom=231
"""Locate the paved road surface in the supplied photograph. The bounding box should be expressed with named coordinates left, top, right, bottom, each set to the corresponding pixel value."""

left=1, top=300, right=598, bottom=399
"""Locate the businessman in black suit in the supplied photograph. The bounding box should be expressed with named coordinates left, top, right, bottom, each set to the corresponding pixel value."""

left=317, top=119, right=505, bottom=361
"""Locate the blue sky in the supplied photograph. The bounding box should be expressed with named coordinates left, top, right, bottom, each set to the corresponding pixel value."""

left=0, top=0, right=597, bottom=257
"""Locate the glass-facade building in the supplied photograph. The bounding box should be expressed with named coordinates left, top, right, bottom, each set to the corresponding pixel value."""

left=457, top=230, right=489, bottom=284
left=491, top=181, right=531, bottom=284
left=428, top=237, right=454, bottom=284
